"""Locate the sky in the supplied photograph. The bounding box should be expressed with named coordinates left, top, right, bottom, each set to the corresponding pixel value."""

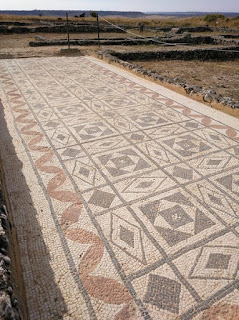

left=1, top=0, right=239, bottom=12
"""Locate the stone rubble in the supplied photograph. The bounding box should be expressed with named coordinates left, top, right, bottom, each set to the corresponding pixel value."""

left=0, top=186, right=20, bottom=320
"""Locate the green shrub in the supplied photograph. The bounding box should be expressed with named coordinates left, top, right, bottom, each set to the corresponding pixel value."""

left=90, top=11, right=97, bottom=18
left=204, top=14, right=225, bottom=22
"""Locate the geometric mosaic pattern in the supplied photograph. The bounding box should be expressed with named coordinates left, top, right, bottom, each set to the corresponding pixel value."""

left=0, top=56, right=239, bottom=320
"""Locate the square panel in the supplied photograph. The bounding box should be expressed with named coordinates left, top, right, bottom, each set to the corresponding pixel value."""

left=188, top=151, right=239, bottom=176
left=93, top=146, right=156, bottom=182
left=83, top=135, right=130, bottom=156
left=156, top=107, right=189, bottom=123
left=185, top=180, right=239, bottom=226
left=106, top=115, right=139, bottom=134
left=114, top=169, right=176, bottom=202
left=98, top=95, right=139, bottom=109
left=64, top=156, right=106, bottom=192
left=126, top=111, right=171, bottom=130
left=83, top=98, right=113, bottom=112
left=159, top=132, right=219, bottom=160
left=116, top=104, right=152, bottom=116
left=35, top=108, right=59, bottom=123
left=68, top=119, right=118, bottom=143
left=172, top=232, right=239, bottom=300
left=193, top=127, right=238, bottom=149
left=54, top=102, right=91, bottom=118
left=136, top=141, right=179, bottom=167
left=131, top=188, right=224, bottom=255
left=95, top=208, right=163, bottom=276
left=45, top=127, right=78, bottom=149
left=144, top=123, right=187, bottom=140
left=164, top=163, right=202, bottom=184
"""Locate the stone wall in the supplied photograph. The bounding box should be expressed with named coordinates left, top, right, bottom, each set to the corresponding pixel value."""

left=113, top=47, right=239, bottom=61
left=0, top=25, right=125, bottom=34
left=29, top=35, right=221, bottom=47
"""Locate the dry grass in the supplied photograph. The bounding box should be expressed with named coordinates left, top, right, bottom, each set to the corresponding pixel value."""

left=135, top=59, right=239, bottom=101
left=0, top=13, right=239, bottom=28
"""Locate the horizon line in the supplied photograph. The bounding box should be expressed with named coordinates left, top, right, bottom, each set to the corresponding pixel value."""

left=0, top=9, right=239, bottom=13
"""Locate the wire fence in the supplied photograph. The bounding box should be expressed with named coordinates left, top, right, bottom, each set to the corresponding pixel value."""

left=98, top=15, right=239, bottom=53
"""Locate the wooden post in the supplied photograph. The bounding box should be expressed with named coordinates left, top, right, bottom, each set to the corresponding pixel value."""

left=66, top=12, right=70, bottom=49
left=96, top=14, right=100, bottom=48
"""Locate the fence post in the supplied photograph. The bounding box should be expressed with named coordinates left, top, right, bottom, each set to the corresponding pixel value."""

left=96, top=14, right=100, bottom=48
left=66, top=12, right=70, bottom=49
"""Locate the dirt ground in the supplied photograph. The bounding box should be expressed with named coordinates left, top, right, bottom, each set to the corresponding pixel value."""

left=133, top=59, right=239, bottom=101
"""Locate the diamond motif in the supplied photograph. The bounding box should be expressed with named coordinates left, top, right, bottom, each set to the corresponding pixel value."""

left=52, top=129, right=70, bottom=146
left=189, top=246, right=239, bottom=280
left=62, top=148, right=81, bottom=158
left=72, top=160, right=96, bottom=185
left=142, top=141, right=178, bottom=167
left=144, top=274, right=181, bottom=314
left=89, top=190, right=115, bottom=208
left=206, top=253, right=231, bottom=270
left=111, top=213, right=146, bottom=264
left=45, top=121, right=59, bottom=128
left=136, top=181, right=154, bottom=189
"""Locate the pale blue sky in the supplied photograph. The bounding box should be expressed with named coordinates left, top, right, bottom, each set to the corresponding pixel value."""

left=1, top=0, right=239, bottom=12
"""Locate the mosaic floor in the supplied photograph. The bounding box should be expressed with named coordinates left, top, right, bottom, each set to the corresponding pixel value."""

left=0, top=56, right=239, bottom=320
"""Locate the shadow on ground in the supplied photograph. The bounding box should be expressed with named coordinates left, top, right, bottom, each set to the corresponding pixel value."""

left=0, top=100, right=67, bottom=319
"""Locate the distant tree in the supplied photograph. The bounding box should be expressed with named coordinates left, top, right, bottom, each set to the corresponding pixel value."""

left=90, top=11, right=97, bottom=18
left=80, top=13, right=85, bottom=18
left=74, top=15, right=78, bottom=18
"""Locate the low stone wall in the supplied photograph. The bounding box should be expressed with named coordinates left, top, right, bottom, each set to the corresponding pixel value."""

left=0, top=22, right=31, bottom=26
left=147, top=26, right=213, bottom=33
left=29, top=39, right=163, bottom=46
left=175, top=26, right=213, bottom=33
left=0, top=24, right=125, bottom=34
left=113, top=47, right=239, bottom=61
left=161, top=35, right=216, bottom=44
left=29, top=35, right=220, bottom=47
left=95, top=49, right=239, bottom=109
